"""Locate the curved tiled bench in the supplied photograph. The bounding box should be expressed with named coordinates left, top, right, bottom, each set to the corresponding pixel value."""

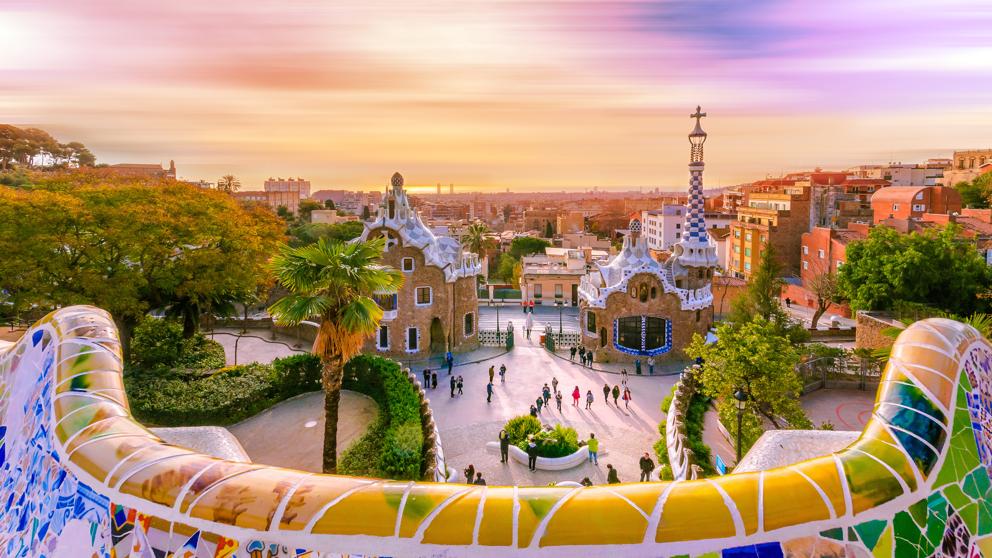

left=2, top=305, right=992, bottom=557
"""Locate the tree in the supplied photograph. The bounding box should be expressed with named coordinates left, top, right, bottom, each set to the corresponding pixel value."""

left=955, top=176, right=992, bottom=209
left=461, top=221, right=490, bottom=255
left=508, top=236, right=550, bottom=260
left=728, top=244, right=808, bottom=342
left=324, top=199, right=336, bottom=210
left=288, top=221, right=364, bottom=247
left=502, top=205, right=512, bottom=223
left=807, top=266, right=843, bottom=330
left=0, top=169, right=284, bottom=354
left=544, top=221, right=554, bottom=238
left=686, top=319, right=812, bottom=454
left=268, top=237, right=403, bottom=473
left=298, top=200, right=323, bottom=223
left=839, top=224, right=992, bottom=315
left=276, top=205, right=293, bottom=220
left=361, top=205, right=371, bottom=220
left=217, top=174, right=241, bottom=193
left=0, top=124, right=93, bottom=170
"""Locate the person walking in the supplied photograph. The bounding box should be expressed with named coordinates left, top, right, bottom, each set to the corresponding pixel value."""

left=622, top=386, right=632, bottom=410
left=551, top=376, right=559, bottom=394
left=431, top=370, right=438, bottom=390
left=569, top=346, right=576, bottom=361
left=634, top=358, right=642, bottom=375
left=499, top=363, right=506, bottom=384
left=572, top=386, right=581, bottom=407
left=449, top=375, right=456, bottom=398
left=620, top=368, right=628, bottom=386
left=785, top=297, right=792, bottom=308
left=612, top=384, right=620, bottom=407
left=498, top=429, right=510, bottom=463
left=464, top=464, right=475, bottom=484
left=474, top=472, right=487, bottom=485
left=423, top=368, right=430, bottom=387
left=578, top=346, right=586, bottom=364
left=585, top=390, right=594, bottom=410
left=457, top=375, right=464, bottom=396
left=535, top=396, right=544, bottom=415
left=486, top=381, right=494, bottom=403
left=586, top=351, right=593, bottom=367
left=542, top=383, right=551, bottom=406
left=527, top=436, right=538, bottom=471
left=639, top=452, right=655, bottom=482
left=530, top=404, right=538, bottom=417
left=555, top=390, right=563, bottom=412
left=446, top=351, right=454, bottom=375
left=488, top=365, right=495, bottom=384
left=647, top=356, right=655, bottom=375
left=606, top=464, right=620, bottom=484
left=602, top=383, right=610, bottom=405
left=525, top=312, right=533, bottom=339
left=586, top=433, right=599, bottom=465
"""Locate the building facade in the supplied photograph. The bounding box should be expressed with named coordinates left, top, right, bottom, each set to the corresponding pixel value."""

left=870, top=186, right=962, bottom=224
left=359, top=173, right=483, bottom=357
left=727, top=187, right=811, bottom=278
left=578, top=108, right=716, bottom=362
left=520, top=247, right=608, bottom=306
left=107, top=160, right=176, bottom=179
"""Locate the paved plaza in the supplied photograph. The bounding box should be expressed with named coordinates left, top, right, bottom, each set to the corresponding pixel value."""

left=206, top=320, right=878, bottom=485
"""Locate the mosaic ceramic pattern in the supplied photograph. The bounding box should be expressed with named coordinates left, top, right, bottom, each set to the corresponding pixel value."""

left=2, top=306, right=992, bottom=557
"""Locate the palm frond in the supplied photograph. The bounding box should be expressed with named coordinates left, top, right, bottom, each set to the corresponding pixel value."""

left=267, top=294, right=331, bottom=325
left=338, top=297, right=384, bottom=336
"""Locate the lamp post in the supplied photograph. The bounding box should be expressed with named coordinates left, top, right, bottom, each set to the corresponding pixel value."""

left=733, top=388, right=748, bottom=464
left=554, top=296, right=564, bottom=335
left=490, top=297, right=501, bottom=342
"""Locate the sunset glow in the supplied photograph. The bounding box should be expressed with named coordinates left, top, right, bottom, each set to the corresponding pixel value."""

left=5, top=0, right=992, bottom=190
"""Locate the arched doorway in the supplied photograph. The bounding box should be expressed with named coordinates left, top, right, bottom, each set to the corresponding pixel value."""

left=429, top=317, right=446, bottom=354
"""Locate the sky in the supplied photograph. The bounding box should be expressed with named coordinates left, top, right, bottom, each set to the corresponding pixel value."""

left=3, top=0, right=992, bottom=192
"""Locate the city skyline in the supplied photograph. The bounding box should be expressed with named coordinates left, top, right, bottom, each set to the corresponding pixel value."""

left=4, top=0, right=992, bottom=190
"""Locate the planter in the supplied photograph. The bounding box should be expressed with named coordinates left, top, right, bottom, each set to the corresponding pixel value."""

left=485, top=442, right=608, bottom=471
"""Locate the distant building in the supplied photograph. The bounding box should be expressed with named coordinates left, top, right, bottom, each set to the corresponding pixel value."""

left=870, top=186, right=962, bottom=224
left=847, top=163, right=945, bottom=187
left=560, top=232, right=612, bottom=251
left=359, top=173, right=483, bottom=356
left=310, top=210, right=359, bottom=225
left=727, top=186, right=811, bottom=278
left=522, top=209, right=559, bottom=235
left=520, top=247, right=606, bottom=306
left=107, top=160, right=176, bottom=180
left=264, top=177, right=311, bottom=198
left=556, top=211, right=585, bottom=235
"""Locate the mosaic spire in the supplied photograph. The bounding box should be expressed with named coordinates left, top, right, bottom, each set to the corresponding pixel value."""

left=685, top=105, right=708, bottom=243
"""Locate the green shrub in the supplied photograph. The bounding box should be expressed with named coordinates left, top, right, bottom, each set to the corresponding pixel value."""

left=504, top=415, right=541, bottom=446
left=530, top=424, right=579, bottom=458
left=175, top=335, right=226, bottom=370
left=653, top=385, right=717, bottom=477
left=272, top=353, right=322, bottom=396
left=130, top=317, right=184, bottom=368
left=125, top=363, right=279, bottom=426
left=339, top=355, right=426, bottom=480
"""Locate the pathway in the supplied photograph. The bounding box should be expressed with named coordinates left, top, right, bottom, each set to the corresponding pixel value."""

left=208, top=327, right=307, bottom=365
left=426, top=333, right=676, bottom=486
left=229, top=391, right=378, bottom=473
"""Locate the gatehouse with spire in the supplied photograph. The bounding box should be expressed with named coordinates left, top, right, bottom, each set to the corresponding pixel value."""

left=577, top=107, right=717, bottom=362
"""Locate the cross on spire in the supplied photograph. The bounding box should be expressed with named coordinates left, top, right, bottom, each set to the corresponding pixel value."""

left=691, top=105, right=706, bottom=124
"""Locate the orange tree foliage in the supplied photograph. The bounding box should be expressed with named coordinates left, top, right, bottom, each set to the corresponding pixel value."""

left=0, top=169, right=284, bottom=348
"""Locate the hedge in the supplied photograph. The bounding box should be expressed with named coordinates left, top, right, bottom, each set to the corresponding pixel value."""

left=125, top=351, right=323, bottom=426
left=653, top=386, right=716, bottom=477
left=504, top=415, right=580, bottom=458
left=339, top=354, right=425, bottom=480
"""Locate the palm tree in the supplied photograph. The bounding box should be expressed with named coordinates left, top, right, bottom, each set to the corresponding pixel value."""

left=217, top=174, right=241, bottom=193
left=268, top=237, right=403, bottom=473
left=461, top=221, right=490, bottom=256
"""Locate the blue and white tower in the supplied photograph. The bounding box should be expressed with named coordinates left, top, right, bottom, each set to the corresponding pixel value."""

left=669, top=106, right=719, bottom=290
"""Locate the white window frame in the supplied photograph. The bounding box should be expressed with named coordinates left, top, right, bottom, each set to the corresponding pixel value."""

left=405, top=327, right=420, bottom=353
left=401, top=257, right=415, bottom=272
left=912, top=203, right=926, bottom=212
left=463, top=312, right=475, bottom=337
left=802, top=245, right=809, bottom=255
left=415, top=286, right=433, bottom=307
left=802, top=260, right=809, bottom=270
left=818, top=249, right=825, bottom=259
left=892, top=203, right=900, bottom=211
left=377, top=325, right=390, bottom=351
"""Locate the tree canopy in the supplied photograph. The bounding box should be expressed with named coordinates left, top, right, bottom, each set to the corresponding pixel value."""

left=288, top=221, right=365, bottom=247
left=508, top=236, right=550, bottom=259
left=955, top=174, right=992, bottom=209
left=0, top=124, right=95, bottom=170
left=685, top=319, right=812, bottom=454
left=728, top=244, right=808, bottom=343
left=0, top=169, right=284, bottom=348
left=838, top=224, right=992, bottom=315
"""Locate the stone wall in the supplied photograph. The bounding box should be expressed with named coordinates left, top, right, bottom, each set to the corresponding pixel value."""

left=856, top=310, right=904, bottom=351
left=363, top=236, right=479, bottom=357
left=665, top=365, right=704, bottom=480
left=580, top=272, right=710, bottom=363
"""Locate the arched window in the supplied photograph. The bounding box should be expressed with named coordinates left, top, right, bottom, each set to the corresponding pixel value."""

left=639, top=285, right=648, bottom=302
left=650, top=286, right=657, bottom=299
left=586, top=311, right=597, bottom=333
left=599, top=328, right=607, bottom=347
left=614, top=316, right=671, bottom=355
